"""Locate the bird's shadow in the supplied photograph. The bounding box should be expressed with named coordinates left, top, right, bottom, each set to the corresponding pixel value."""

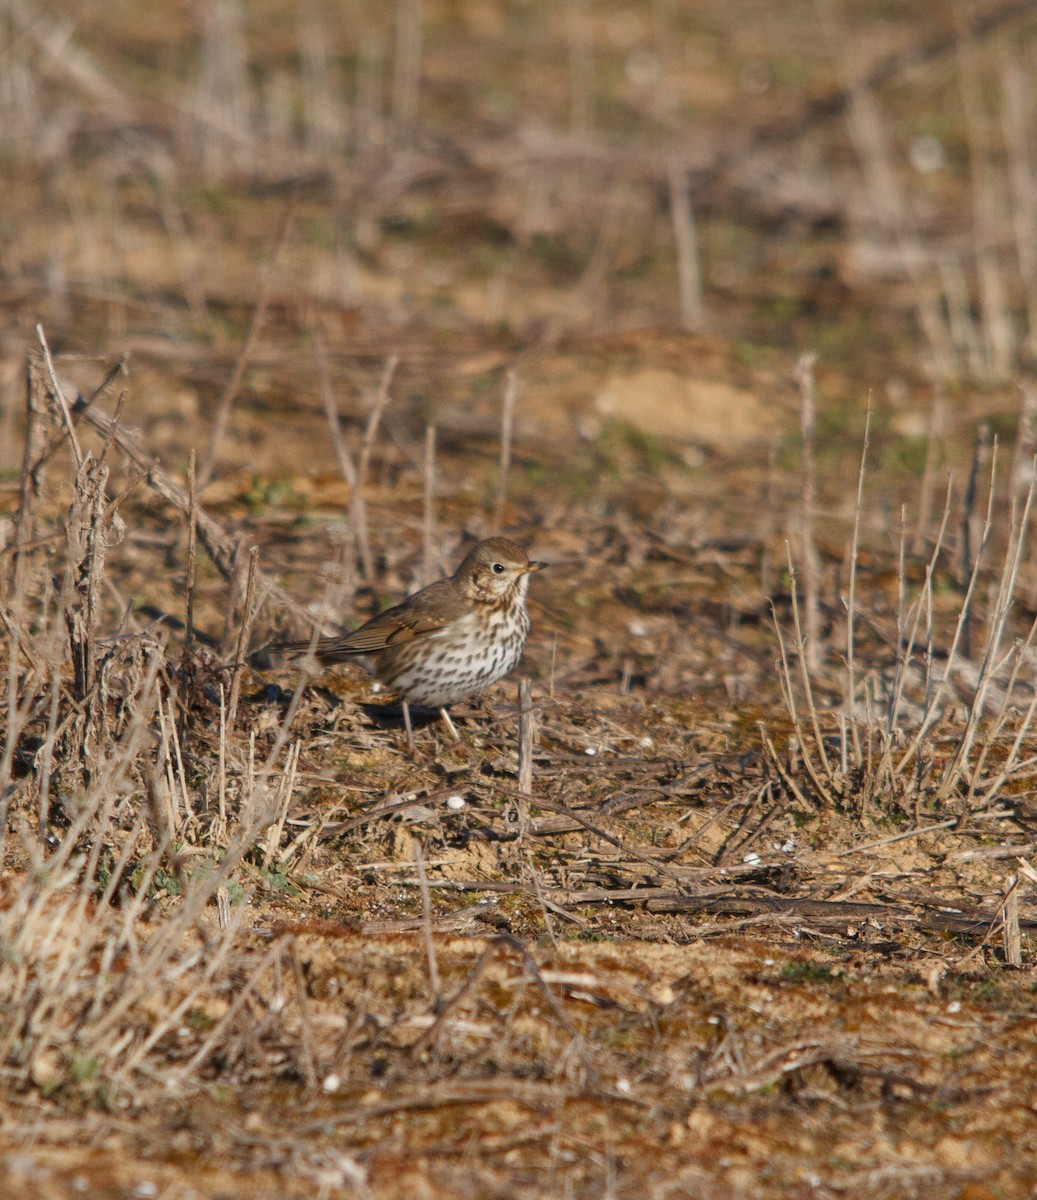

left=257, top=681, right=488, bottom=737
left=258, top=683, right=438, bottom=728
left=359, top=700, right=442, bottom=731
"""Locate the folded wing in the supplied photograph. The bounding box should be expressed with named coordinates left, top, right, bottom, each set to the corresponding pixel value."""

left=275, top=580, right=466, bottom=662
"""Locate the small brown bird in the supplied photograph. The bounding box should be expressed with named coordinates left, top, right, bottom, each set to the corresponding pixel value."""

left=277, top=537, right=547, bottom=743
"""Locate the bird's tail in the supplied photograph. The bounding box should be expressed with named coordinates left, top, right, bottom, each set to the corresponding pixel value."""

left=269, top=635, right=332, bottom=661
left=268, top=634, right=363, bottom=664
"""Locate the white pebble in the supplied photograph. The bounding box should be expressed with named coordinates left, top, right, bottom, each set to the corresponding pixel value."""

left=445, top=795, right=466, bottom=811
left=742, top=852, right=761, bottom=864
left=909, top=133, right=946, bottom=173
left=323, top=1073, right=341, bottom=1093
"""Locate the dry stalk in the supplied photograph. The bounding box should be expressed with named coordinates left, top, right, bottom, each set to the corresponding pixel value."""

left=759, top=437, right=780, bottom=598
left=422, top=423, right=437, bottom=587
left=184, top=450, right=198, bottom=662
left=84, top=797, right=285, bottom=1058
left=889, top=447, right=996, bottom=783
left=172, top=935, right=292, bottom=1083
left=494, top=370, right=518, bottom=532
left=408, top=942, right=497, bottom=1057
left=0, top=558, right=39, bottom=794
left=876, top=511, right=909, bottom=794
left=35, top=641, right=65, bottom=834
left=513, top=790, right=687, bottom=884
left=962, top=425, right=993, bottom=653
left=938, top=251, right=985, bottom=377
left=63, top=454, right=109, bottom=703
left=885, top=480, right=953, bottom=745
left=942, top=467, right=1037, bottom=803
left=819, top=0, right=956, bottom=378
left=157, top=689, right=180, bottom=835
left=219, top=538, right=246, bottom=656
left=227, top=545, right=260, bottom=732
left=1003, top=876, right=1022, bottom=966
left=287, top=938, right=319, bottom=1089
left=832, top=817, right=958, bottom=857
left=35, top=325, right=83, bottom=469
left=241, top=729, right=258, bottom=832
left=255, top=659, right=312, bottom=784
left=191, top=0, right=255, bottom=175
left=667, top=158, right=705, bottom=331
left=391, top=0, right=423, bottom=143
left=315, top=331, right=372, bottom=581
left=154, top=690, right=180, bottom=840
left=357, top=355, right=398, bottom=490
left=516, top=677, right=535, bottom=837
left=116, top=901, right=251, bottom=1081
left=526, top=853, right=561, bottom=951
left=298, top=0, right=343, bottom=158
left=517, top=678, right=535, bottom=793
left=63, top=385, right=309, bottom=622
left=2, top=358, right=50, bottom=782
left=0, top=651, right=167, bottom=1076
left=912, top=389, right=946, bottom=555
left=62, top=447, right=125, bottom=787
left=843, top=398, right=871, bottom=766
left=768, top=413, right=1029, bottom=820
left=167, top=684, right=197, bottom=832
left=196, top=196, right=295, bottom=488
left=90, top=808, right=149, bottom=937
left=957, top=21, right=1014, bottom=379
left=413, top=835, right=441, bottom=1005
left=36, top=674, right=302, bottom=1081
left=794, top=353, right=821, bottom=674
left=780, top=547, right=834, bottom=789
left=1012, top=390, right=1037, bottom=510
left=970, top=628, right=1037, bottom=810
left=13, top=355, right=49, bottom=550
left=27, top=357, right=127, bottom=484
left=261, top=740, right=300, bottom=869
left=217, top=683, right=228, bottom=828
left=1003, top=53, right=1037, bottom=350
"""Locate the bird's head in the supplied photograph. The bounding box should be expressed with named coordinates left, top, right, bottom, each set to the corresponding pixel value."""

left=455, top=537, right=547, bottom=604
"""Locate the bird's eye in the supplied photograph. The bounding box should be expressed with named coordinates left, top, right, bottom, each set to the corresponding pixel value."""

left=491, top=563, right=505, bottom=574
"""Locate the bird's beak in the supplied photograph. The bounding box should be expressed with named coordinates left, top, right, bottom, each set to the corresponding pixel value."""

left=523, top=560, right=548, bottom=573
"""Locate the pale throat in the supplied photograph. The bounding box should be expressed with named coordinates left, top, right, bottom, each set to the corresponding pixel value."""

left=468, top=572, right=530, bottom=606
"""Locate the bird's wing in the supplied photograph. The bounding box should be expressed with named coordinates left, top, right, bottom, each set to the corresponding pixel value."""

left=277, top=581, right=466, bottom=661
left=330, top=609, right=445, bottom=653
left=340, top=581, right=467, bottom=651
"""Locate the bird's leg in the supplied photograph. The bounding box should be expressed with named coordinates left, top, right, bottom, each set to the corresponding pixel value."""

left=402, top=701, right=414, bottom=751
left=438, top=707, right=461, bottom=743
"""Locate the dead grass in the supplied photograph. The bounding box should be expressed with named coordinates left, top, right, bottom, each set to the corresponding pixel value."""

left=3, top=322, right=1037, bottom=1197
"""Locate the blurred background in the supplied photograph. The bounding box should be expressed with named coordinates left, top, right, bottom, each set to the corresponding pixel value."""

left=2, top=0, right=1037, bottom=492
